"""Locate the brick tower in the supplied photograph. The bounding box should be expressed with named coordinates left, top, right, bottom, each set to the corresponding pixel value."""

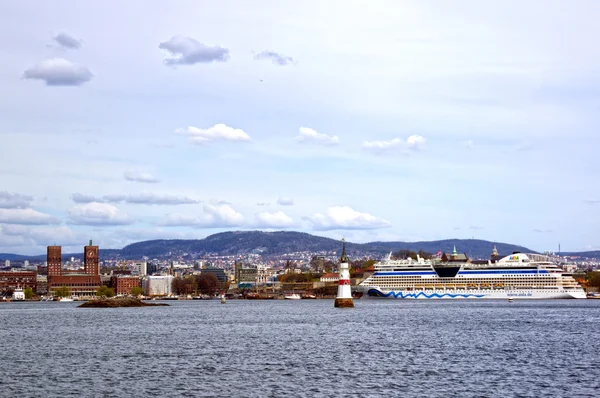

left=84, top=240, right=99, bottom=275
left=47, top=246, right=62, bottom=277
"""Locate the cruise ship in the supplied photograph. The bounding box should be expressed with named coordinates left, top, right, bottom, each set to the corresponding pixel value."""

left=357, top=246, right=586, bottom=299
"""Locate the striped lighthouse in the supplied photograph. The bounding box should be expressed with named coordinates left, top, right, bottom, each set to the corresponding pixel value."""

left=334, top=238, right=354, bottom=308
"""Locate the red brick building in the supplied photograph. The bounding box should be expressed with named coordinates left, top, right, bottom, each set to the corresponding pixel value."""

left=0, top=271, right=37, bottom=293
left=112, top=275, right=141, bottom=295
left=47, top=240, right=101, bottom=298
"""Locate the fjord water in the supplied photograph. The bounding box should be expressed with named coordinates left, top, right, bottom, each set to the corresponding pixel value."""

left=1, top=300, right=599, bottom=397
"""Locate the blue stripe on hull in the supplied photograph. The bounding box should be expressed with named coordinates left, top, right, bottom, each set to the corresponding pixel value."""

left=368, top=288, right=486, bottom=299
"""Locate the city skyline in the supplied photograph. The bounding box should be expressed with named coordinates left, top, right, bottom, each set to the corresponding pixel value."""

left=1, top=1, right=600, bottom=255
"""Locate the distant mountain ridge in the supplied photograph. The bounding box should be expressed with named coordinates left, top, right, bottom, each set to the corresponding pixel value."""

left=0, top=231, right=537, bottom=261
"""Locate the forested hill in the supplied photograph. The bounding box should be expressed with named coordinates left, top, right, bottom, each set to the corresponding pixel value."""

left=96, top=232, right=533, bottom=259
left=1, top=231, right=535, bottom=261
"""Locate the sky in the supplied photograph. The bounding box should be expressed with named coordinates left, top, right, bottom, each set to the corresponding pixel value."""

left=1, top=0, right=599, bottom=255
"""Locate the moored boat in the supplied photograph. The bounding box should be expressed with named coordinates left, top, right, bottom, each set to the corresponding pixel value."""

left=358, top=248, right=586, bottom=300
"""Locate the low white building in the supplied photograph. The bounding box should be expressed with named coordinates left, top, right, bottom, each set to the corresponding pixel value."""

left=142, top=275, right=174, bottom=296
left=320, top=273, right=339, bottom=283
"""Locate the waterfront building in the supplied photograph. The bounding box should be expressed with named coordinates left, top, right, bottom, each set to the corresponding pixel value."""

left=334, top=239, right=354, bottom=308
left=235, top=261, right=258, bottom=287
left=112, top=275, right=141, bottom=295
left=36, top=275, right=48, bottom=295
left=4, top=260, right=9, bottom=268
left=142, top=275, right=174, bottom=296
left=47, top=241, right=102, bottom=298
left=0, top=271, right=37, bottom=294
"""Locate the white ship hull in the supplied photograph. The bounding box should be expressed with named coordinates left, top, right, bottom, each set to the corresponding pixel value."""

left=362, top=287, right=586, bottom=300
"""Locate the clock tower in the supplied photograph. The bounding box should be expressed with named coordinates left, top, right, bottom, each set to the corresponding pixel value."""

left=84, top=239, right=99, bottom=275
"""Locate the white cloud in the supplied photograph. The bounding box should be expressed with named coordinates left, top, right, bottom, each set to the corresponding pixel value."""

left=304, top=206, right=391, bottom=231
left=67, top=202, right=134, bottom=226
left=23, top=58, right=93, bottom=86
left=254, top=211, right=295, bottom=228
left=254, top=50, right=295, bottom=66
left=277, top=196, right=294, bottom=206
left=124, top=169, right=160, bottom=183
left=0, top=208, right=61, bottom=225
left=256, top=202, right=270, bottom=206
left=53, top=33, right=81, bottom=49
left=121, top=193, right=198, bottom=205
left=70, top=192, right=199, bottom=205
left=584, top=199, right=600, bottom=205
left=159, top=204, right=244, bottom=228
left=1, top=224, right=82, bottom=246
left=0, top=191, right=34, bottom=209
left=362, top=135, right=426, bottom=154
left=159, top=36, right=229, bottom=65
left=464, top=140, right=475, bottom=149
left=176, top=124, right=251, bottom=144
left=295, top=127, right=340, bottom=146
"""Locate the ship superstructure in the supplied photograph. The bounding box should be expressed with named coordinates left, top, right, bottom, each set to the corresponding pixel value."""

left=358, top=247, right=585, bottom=299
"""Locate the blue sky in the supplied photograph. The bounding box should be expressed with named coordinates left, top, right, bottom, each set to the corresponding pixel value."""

left=1, top=0, right=599, bottom=255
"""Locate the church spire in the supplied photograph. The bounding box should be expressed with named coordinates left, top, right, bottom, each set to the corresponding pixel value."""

left=491, top=244, right=499, bottom=258
left=452, top=244, right=457, bottom=256
left=339, top=238, right=350, bottom=263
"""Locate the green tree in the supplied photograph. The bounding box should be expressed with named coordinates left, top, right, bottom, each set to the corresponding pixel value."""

left=130, top=286, right=144, bottom=296
left=23, top=287, right=34, bottom=299
left=54, top=286, right=70, bottom=298
left=96, top=285, right=115, bottom=297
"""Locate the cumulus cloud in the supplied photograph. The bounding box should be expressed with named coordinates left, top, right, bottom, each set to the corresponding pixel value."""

left=362, top=135, right=426, bottom=154
left=295, top=127, right=340, bottom=146
left=23, top=58, right=93, bottom=86
left=70, top=192, right=199, bottom=205
left=0, top=208, right=61, bottom=225
left=159, top=204, right=244, bottom=228
left=303, top=206, right=391, bottom=231
left=175, top=124, right=251, bottom=144
left=53, top=33, right=81, bottom=49
left=67, top=203, right=133, bottom=226
left=159, top=36, right=229, bottom=65
left=254, top=211, right=295, bottom=228
left=0, top=191, right=34, bottom=209
left=254, top=50, right=295, bottom=66
left=277, top=197, right=294, bottom=206
left=124, top=169, right=160, bottom=183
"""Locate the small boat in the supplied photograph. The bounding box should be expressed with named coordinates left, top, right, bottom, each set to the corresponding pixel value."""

left=220, top=293, right=226, bottom=304
left=508, top=297, right=513, bottom=302
left=12, top=289, right=25, bottom=301
left=284, top=293, right=301, bottom=300
left=59, top=297, right=74, bottom=302
left=301, top=294, right=316, bottom=299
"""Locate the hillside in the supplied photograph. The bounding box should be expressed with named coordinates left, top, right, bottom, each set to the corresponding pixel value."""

left=0, top=231, right=535, bottom=261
